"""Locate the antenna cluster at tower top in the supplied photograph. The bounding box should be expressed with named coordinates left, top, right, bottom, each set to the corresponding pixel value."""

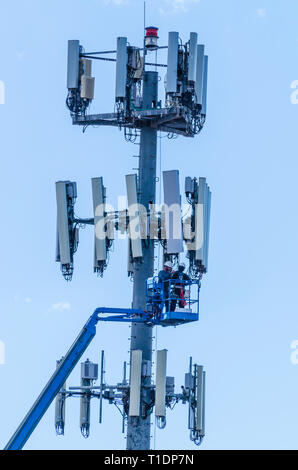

left=66, top=28, right=208, bottom=137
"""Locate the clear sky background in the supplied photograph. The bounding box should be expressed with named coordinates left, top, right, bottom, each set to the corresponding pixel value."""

left=1, top=0, right=298, bottom=451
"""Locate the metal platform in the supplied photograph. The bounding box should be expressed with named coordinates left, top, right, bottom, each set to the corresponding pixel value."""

left=72, top=107, right=202, bottom=137
left=156, top=310, right=198, bottom=327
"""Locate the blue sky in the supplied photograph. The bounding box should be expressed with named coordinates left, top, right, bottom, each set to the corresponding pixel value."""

left=1, top=0, right=298, bottom=450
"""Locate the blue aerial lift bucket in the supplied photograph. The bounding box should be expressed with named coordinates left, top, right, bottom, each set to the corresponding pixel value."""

left=146, top=277, right=200, bottom=326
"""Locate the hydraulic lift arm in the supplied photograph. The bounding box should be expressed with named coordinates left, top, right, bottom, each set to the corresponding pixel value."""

left=4, top=303, right=197, bottom=450
left=4, top=312, right=99, bottom=450
left=4, top=307, right=147, bottom=450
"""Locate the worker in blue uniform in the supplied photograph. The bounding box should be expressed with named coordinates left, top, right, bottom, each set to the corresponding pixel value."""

left=158, top=261, right=173, bottom=312
left=171, top=263, right=190, bottom=311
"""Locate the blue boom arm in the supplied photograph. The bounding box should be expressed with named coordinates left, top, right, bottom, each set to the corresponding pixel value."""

left=4, top=311, right=99, bottom=450
left=4, top=308, right=150, bottom=450
left=4, top=303, right=198, bottom=450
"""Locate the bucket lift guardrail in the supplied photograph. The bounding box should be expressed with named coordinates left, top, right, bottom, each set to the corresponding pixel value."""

left=146, top=277, right=200, bottom=326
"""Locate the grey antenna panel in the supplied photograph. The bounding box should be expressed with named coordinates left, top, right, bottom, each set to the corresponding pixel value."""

left=163, top=170, right=184, bottom=254
left=201, top=371, right=206, bottom=437
left=92, top=177, right=107, bottom=265
left=195, top=178, right=211, bottom=271
left=166, top=32, right=179, bottom=94
left=129, top=350, right=142, bottom=417
left=155, top=350, right=167, bottom=418
left=127, top=239, right=134, bottom=276
left=195, top=45, right=205, bottom=107
left=202, top=183, right=211, bottom=270
left=115, top=37, right=128, bottom=101
left=185, top=176, right=195, bottom=196
left=196, top=366, right=205, bottom=436
left=195, top=177, right=207, bottom=265
left=203, top=182, right=208, bottom=269
left=188, top=33, right=198, bottom=84
left=205, top=185, right=211, bottom=271
left=54, top=360, right=66, bottom=436
left=67, top=40, right=80, bottom=89
left=126, top=174, right=143, bottom=259
left=56, top=182, right=71, bottom=266
left=55, top=227, right=60, bottom=263
left=202, top=56, right=208, bottom=115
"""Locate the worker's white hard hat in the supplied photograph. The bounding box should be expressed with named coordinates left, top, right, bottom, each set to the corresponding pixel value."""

left=164, top=261, right=173, bottom=268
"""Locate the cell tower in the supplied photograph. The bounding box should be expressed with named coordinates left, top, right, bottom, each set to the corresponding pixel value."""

left=4, top=27, right=211, bottom=451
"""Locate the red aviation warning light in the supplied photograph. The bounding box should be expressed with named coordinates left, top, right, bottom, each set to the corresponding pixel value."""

left=145, top=27, right=159, bottom=51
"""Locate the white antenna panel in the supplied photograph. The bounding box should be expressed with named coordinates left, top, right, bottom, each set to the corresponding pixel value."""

left=195, top=45, right=205, bottom=107
left=202, top=56, right=208, bottom=115
left=163, top=170, right=184, bottom=254
left=92, top=177, right=107, bottom=266
left=129, top=350, right=142, bottom=417
left=56, top=182, right=71, bottom=266
left=188, top=33, right=198, bottom=84
left=155, top=350, right=167, bottom=418
left=115, top=37, right=128, bottom=101
left=126, top=174, right=143, bottom=259
left=166, top=32, right=179, bottom=94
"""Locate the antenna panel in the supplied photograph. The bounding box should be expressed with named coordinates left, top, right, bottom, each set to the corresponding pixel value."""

left=126, top=174, right=143, bottom=259
left=92, top=177, right=107, bottom=267
left=80, top=394, right=91, bottom=437
left=54, top=360, right=66, bottom=436
left=195, top=178, right=207, bottom=265
left=185, top=176, right=195, bottom=197
left=129, top=350, right=142, bottom=417
left=205, top=187, right=211, bottom=270
left=56, top=182, right=72, bottom=266
left=99, top=350, right=105, bottom=424
left=203, top=183, right=211, bottom=269
left=202, top=371, right=206, bottom=437
left=202, top=56, right=208, bottom=115
left=163, top=170, right=184, bottom=254
left=166, top=32, right=179, bottom=94
left=127, top=239, right=134, bottom=276
left=188, top=33, right=198, bottom=84
left=195, top=45, right=205, bottom=106
left=115, top=37, right=128, bottom=101
left=55, top=227, right=60, bottom=263
left=195, top=366, right=205, bottom=436
left=192, top=178, right=211, bottom=271
left=54, top=391, right=66, bottom=436
left=155, top=350, right=167, bottom=418
left=67, top=40, right=80, bottom=89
